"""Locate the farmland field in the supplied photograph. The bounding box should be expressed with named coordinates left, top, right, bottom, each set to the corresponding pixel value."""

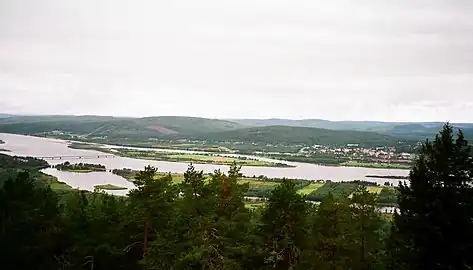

left=297, top=183, right=324, bottom=195
left=306, top=182, right=359, bottom=201
left=366, top=186, right=384, bottom=194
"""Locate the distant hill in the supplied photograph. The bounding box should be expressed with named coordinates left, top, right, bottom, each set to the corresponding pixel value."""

left=180, top=125, right=412, bottom=148
left=134, top=116, right=243, bottom=134
left=0, top=115, right=243, bottom=138
left=227, top=118, right=395, bottom=131
left=227, top=118, right=473, bottom=139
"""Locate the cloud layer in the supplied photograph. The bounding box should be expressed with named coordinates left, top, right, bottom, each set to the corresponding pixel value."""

left=1, top=0, right=473, bottom=121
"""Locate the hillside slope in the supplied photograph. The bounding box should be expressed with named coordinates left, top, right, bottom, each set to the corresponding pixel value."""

left=228, top=118, right=473, bottom=139
left=0, top=115, right=244, bottom=138
left=180, top=125, right=412, bottom=147
left=228, top=118, right=395, bottom=131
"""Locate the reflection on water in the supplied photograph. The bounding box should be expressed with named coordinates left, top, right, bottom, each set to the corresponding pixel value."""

left=0, top=133, right=410, bottom=193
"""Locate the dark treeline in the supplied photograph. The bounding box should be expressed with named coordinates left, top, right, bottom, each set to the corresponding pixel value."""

left=1, top=124, right=473, bottom=269
left=55, top=161, right=106, bottom=172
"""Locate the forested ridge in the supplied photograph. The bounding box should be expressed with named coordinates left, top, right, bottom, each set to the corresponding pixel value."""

left=0, top=115, right=417, bottom=148
left=1, top=124, right=473, bottom=269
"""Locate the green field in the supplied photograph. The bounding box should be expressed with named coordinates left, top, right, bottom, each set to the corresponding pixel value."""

left=94, top=184, right=127, bottom=190
left=154, top=172, right=187, bottom=184
left=239, top=178, right=280, bottom=188
left=307, top=182, right=359, bottom=201
left=245, top=202, right=266, bottom=210
left=297, top=183, right=324, bottom=195
left=366, top=186, right=384, bottom=194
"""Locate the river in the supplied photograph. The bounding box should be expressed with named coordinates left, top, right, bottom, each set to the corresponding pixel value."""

left=0, top=133, right=409, bottom=194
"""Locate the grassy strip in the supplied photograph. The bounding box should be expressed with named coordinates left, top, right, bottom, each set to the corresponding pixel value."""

left=366, top=186, right=384, bottom=194
left=94, top=184, right=127, bottom=190
left=297, top=183, right=324, bottom=195
left=245, top=202, right=266, bottom=210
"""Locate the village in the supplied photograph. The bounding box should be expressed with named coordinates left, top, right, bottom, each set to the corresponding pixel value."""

left=298, top=144, right=416, bottom=164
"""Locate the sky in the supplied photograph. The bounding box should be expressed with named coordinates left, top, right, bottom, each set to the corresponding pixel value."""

left=1, top=0, right=473, bottom=122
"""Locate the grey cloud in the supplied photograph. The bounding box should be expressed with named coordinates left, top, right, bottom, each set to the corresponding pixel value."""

left=0, top=0, right=472, bottom=121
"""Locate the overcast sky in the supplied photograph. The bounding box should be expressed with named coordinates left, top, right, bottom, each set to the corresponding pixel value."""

left=1, top=0, right=473, bottom=121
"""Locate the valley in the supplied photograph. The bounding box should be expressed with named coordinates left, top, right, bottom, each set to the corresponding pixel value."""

left=0, top=115, right=429, bottom=169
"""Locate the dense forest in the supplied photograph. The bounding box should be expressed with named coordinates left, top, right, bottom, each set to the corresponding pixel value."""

left=1, top=124, right=473, bottom=269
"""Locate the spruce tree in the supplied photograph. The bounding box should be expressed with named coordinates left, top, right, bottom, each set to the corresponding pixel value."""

left=394, top=124, right=473, bottom=269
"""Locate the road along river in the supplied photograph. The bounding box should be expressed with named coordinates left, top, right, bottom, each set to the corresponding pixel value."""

left=0, top=133, right=410, bottom=194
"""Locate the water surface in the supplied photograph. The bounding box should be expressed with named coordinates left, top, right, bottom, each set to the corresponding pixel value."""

left=0, top=133, right=409, bottom=192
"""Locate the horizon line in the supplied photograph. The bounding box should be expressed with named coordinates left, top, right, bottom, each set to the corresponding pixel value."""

left=0, top=112, right=467, bottom=124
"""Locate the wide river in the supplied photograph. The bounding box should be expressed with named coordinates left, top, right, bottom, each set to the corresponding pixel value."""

left=0, top=133, right=409, bottom=195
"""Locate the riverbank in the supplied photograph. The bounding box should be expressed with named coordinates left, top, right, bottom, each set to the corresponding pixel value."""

left=38, top=171, right=73, bottom=190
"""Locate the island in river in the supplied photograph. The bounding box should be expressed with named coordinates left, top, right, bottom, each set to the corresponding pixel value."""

left=94, top=184, right=127, bottom=191
left=69, top=143, right=294, bottom=168
left=54, top=161, right=107, bottom=173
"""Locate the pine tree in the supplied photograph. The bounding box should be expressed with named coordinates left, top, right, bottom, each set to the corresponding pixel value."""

left=259, top=179, right=310, bottom=269
left=129, top=165, right=177, bottom=267
left=394, top=124, right=473, bottom=269
left=350, top=186, right=387, bottom=270
left=310, top=195, right=357, bottom=270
